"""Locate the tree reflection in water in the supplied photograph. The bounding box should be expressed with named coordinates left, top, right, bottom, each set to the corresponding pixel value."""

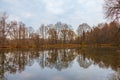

left=0, top=48, right=120, bottom=80
left=37, top=49, right=77, bottom=71
left=77, top=48, right=93, bottom=68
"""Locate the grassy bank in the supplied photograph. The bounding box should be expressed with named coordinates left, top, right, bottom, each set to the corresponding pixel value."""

left=0, top=43, right=119, bottom=49
left=41, top=44, right=81, bottom=49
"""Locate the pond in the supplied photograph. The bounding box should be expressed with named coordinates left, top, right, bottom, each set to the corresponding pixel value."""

left=0, top=47, right=120, bottom=80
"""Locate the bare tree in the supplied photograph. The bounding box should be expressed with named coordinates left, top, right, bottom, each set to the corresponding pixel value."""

left=47, top=28, right=58, bottom=44
left=104, top=0, right=120, bottom=22
left=38, top=24, right=48, bottom=45
left=76, top=23, right=91, bottom=44
left=60, top=28, right=68, bottom=44
left=0, top=12, right=13, bottom=47
left=67, top=29, right=76, bottom=43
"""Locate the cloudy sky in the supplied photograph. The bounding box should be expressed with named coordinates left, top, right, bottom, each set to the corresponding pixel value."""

left=0, top=0, right=106, bottom=29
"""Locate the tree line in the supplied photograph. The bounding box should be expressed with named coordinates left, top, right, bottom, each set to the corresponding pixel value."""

left=0, top=12, right=120, bottom=48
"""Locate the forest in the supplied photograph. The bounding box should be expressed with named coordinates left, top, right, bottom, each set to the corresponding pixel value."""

left=0, top=13, right=120, bottom=49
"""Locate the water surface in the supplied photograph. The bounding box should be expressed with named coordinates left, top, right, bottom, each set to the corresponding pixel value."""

left=0, top=47, right=120, bottom=80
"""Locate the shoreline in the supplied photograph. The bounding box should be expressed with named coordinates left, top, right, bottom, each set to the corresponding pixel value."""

left=0, top=44, right=119, bottom=49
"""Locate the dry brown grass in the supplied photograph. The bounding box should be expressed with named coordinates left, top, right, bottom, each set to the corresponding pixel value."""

left=41, top=44, right=81, bottom=49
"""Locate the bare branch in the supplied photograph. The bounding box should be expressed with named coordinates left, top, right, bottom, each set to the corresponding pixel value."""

left=103, top=0, right=120, bottom=22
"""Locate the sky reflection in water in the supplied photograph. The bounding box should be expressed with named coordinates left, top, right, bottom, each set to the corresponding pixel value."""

left=0, top=48, right=120, bottom=80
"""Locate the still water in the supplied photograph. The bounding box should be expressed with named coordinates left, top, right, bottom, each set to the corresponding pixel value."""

left=0, top=47, right=120, bottom=80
